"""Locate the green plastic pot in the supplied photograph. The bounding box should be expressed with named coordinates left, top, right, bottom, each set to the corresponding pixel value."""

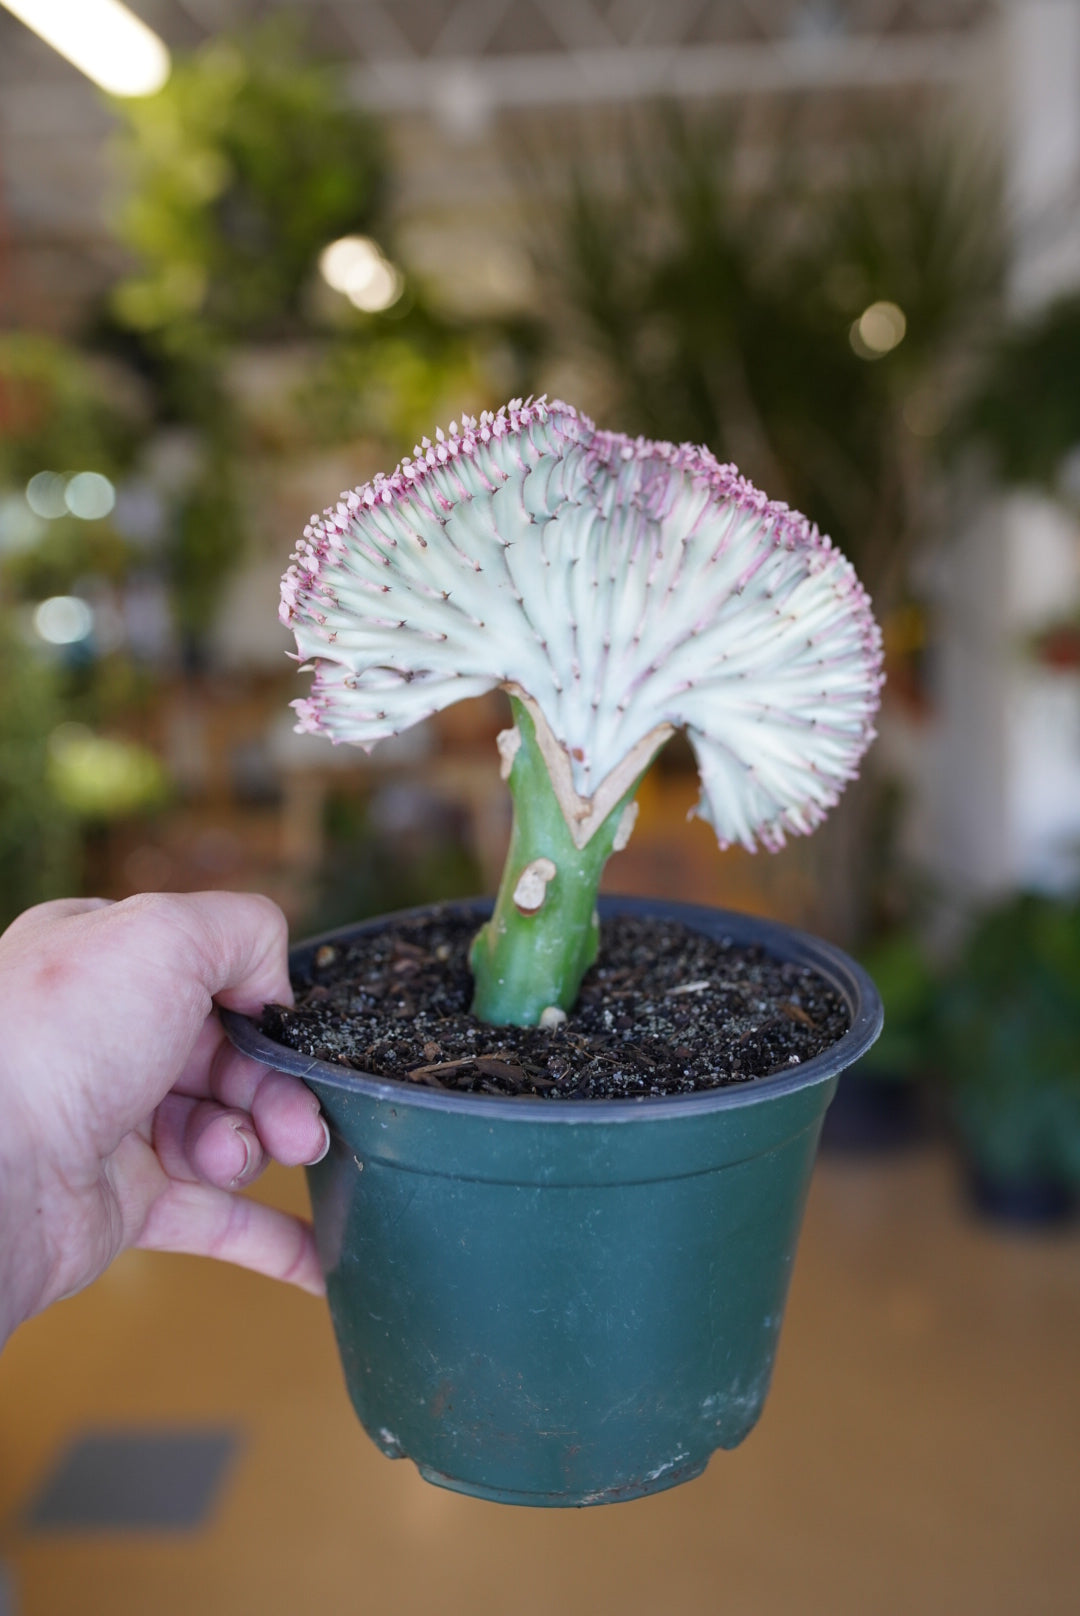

left=224, top=897, right=882, bottom=1507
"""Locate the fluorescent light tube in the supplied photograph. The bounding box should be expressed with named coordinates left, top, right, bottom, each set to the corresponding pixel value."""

left=2, top=0, right=171, bottom=97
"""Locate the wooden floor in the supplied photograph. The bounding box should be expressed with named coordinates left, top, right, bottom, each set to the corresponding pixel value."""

left=1, top=1147, right=1077, bottom=1615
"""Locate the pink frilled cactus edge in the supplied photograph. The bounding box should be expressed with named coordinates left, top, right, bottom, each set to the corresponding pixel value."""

left=281, top=397, right=884, bottom=1027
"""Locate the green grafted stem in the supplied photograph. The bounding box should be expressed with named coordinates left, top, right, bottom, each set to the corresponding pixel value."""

left=470, top=698, right=642, bottom=1027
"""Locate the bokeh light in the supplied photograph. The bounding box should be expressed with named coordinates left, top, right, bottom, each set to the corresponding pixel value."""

left=65, top=471, right=116, bottom=521
left=850, top=301, right=907, bottom=360
left=25, top=470, right=68, bottom=519
left=33, top=595, right=94, bottom=645
left=318, top=235, right=404, bottom=313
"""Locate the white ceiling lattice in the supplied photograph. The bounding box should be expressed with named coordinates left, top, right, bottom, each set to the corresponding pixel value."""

left=0, top=1, right=1000, bottom=105
left=0, top=0, right=1000, bottom=330
left=142, top=1, right=1002, bottom=112
left=156, top=0, right=996, bottom=59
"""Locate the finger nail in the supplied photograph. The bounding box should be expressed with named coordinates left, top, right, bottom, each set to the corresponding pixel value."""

left=310, top=1117, right=331, bottom=1165
left=229, top=1124, right=259, bottom=1187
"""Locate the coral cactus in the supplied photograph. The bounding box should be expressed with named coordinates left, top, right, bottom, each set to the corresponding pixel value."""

left=282, top=398, right=883, bottom=1025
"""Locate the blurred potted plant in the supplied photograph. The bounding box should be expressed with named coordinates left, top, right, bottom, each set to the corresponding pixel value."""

left=225, top=397, right=884, bottom=1506
left=821, top=929, right=935, bottom=1150
left=937, top=892, right=1080, bottom=1224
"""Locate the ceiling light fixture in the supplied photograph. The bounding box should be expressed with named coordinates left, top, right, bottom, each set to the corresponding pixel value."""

left=1, top=0, right=171, bottom=97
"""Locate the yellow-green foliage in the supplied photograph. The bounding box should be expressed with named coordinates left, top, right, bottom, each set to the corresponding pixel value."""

left=46, top=725, right=170, bottom=821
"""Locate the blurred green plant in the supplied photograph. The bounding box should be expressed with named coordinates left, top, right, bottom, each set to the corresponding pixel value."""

left=291, top=312, right=493, bottom=453
left=102, top=19, right=531, bottom=662
left=2, top=519, right=134, bottom=603
left=102, top=19, right=390, bottom=660
left=937, top=892, right=1080, bottom=1189
left=168, top=443, right=242, bottom=653
left=109, top=17, right=386, bottom=351
left=0, top=612, right=78, bottom=929
left=856, top=930, right=938, bottom=1083
left=0, top=333, right=170, bottom=918
left=960, top=292, right=1080, bottom=497
left=0, top=335, right=140, bottom=605
left=0, top=332, right=139, bottom=490
left=302, top=787, right=483, bottom=937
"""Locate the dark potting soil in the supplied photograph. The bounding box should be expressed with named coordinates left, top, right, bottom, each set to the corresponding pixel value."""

left=260, top=910, right=850, bottom=1102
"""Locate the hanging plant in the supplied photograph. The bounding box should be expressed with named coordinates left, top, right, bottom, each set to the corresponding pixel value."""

left=109, top=18, right=387, bottom=350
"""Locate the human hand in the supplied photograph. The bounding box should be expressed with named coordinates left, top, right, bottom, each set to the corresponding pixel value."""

left=0, top=891, right=328, bottom=1348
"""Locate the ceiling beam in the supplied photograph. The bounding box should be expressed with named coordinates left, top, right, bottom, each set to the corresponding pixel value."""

left=348, top=29, right=986, bottom=116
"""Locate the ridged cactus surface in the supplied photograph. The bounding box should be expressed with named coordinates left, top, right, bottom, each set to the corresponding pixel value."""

left=282, top=398, right=882, bottom=858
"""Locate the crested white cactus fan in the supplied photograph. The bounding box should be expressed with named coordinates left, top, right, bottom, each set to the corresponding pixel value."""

left=282, top=399, right=884, bottom=1026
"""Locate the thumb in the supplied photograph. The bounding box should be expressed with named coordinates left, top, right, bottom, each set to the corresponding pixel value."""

left=126, top=890, right=295, bottom=1015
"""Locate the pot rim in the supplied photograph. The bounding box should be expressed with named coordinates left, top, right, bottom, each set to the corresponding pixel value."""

left=222, top=895, right=883, bottom=1123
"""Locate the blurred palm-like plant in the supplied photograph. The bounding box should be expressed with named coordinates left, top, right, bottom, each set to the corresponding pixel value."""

left=961, top=291, right=1080, bottom=496
left=542, top=110, right=1004, bottom=616
left=537, top=111, right=1004, bottom=939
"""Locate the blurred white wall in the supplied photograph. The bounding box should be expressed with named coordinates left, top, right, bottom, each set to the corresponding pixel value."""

left=929, top=0, right=1080, bottom=902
